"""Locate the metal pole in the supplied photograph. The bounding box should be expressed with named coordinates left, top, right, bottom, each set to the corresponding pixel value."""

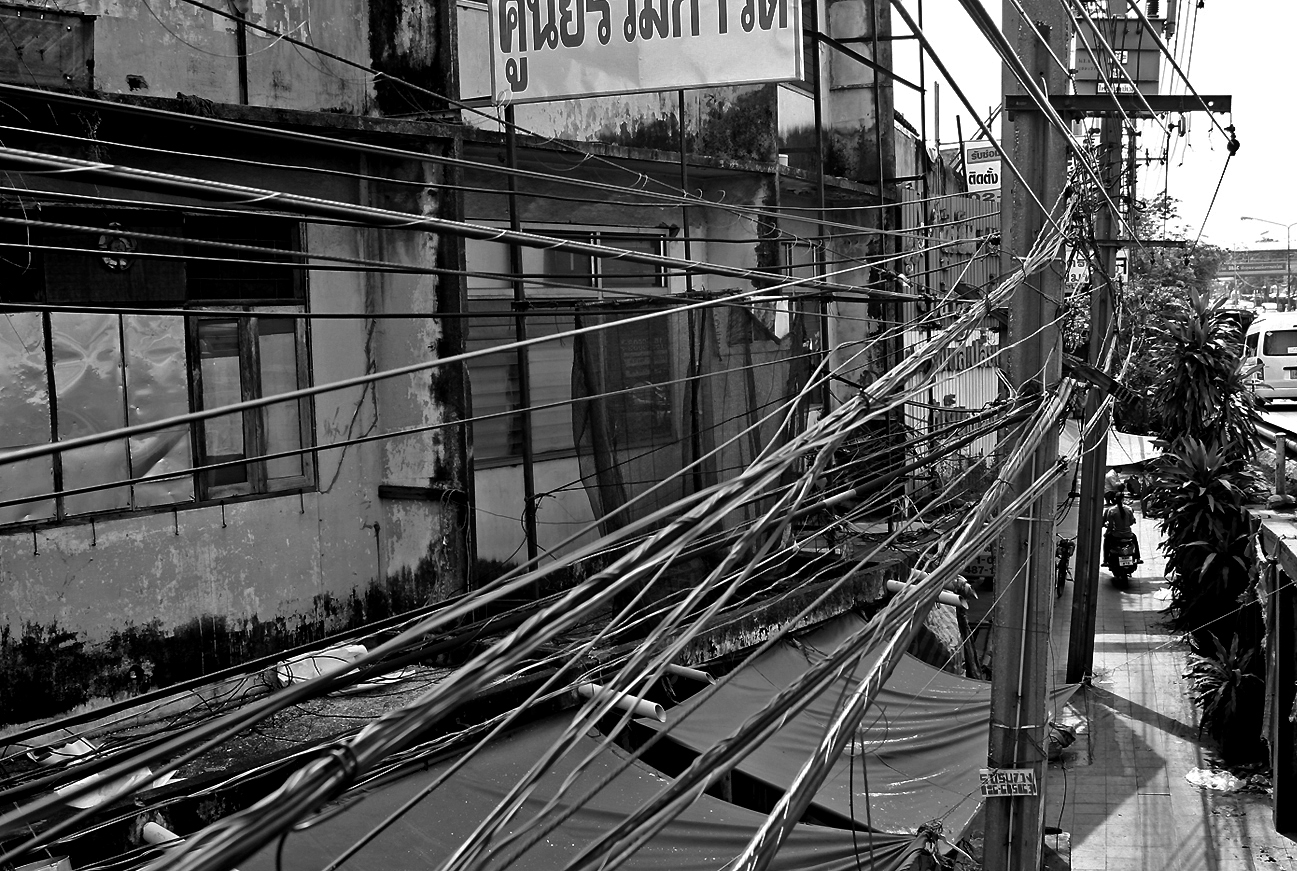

left=870, top=0, right=900, bottom=531
left=811, top=18, right=832, bottom=412
left=985, top=2, right=1068, bottom=868
left=1278, top=435, right=1288, bottom=501
left=1066, top=119, right=1121, bottom=684
left=917, top=0, right=932, bottom=295
left=679, top=89, right=705, bottom=496
left=504, top=106, right=540, bottom=566
left=232, top=4, right=249, bottom=105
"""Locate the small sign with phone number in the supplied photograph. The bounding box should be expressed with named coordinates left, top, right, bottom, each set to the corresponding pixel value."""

left=979, top=768, right=1038, bottom=797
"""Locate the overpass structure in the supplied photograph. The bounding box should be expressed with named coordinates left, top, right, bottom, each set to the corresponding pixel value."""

left=1219, top=249, right=1296, bottom=306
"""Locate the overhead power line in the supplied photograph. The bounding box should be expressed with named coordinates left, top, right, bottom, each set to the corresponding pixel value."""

left=0, top=146, right=920, bottom=301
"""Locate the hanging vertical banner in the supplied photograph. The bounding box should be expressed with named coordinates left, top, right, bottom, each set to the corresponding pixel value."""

left=488, top=0, right=803, bottom=104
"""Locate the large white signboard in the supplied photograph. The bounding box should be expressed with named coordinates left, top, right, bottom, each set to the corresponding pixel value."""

left=488, top=0, right=803, bottom=104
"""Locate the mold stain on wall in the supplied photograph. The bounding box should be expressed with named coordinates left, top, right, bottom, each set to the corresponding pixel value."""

left=0, top=546, right=451, bottom=727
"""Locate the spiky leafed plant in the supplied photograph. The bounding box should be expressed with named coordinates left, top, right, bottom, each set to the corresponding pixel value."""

left=1148, top=292, right=1260, bottom=643
left=1150, top=291, right=1258, bottom=456
left=1149, top=292, right=1260, bottom=641
left=1185, top=633, right=1265, bottom=761
left=1146, top=291, right=1266, bottom=761
left=1151, top=438, right=1258, bottom=639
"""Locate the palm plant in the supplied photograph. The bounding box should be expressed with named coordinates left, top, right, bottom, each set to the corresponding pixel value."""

left=1152, top=438, right=1258, bottom=639
left=1184, top=634, right=1265, bottom=759
left=1145, top=291, right=1266, bottom=762
left=1150, top=291, right=1258, bottom=455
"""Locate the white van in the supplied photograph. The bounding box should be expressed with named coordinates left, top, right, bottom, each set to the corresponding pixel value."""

left=1244, top=314, right=1297, bottom=403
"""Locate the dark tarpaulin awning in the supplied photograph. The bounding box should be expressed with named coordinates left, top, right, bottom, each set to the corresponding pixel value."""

left=241, top=715, right=927, bottom=871
left=648, top=612, right=1078, bottom=840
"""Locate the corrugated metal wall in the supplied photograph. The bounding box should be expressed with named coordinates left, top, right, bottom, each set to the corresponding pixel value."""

left=899, top=189, right=1003, bottom=499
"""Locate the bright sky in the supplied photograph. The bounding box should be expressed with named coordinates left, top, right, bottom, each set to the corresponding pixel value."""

left=890, top=1, right=1293, bottom=252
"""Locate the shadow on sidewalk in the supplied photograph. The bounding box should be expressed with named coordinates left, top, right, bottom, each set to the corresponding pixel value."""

left=1085, top=685, right=1199, bottom=742
left=1052, top=685, right=1224, bottom=871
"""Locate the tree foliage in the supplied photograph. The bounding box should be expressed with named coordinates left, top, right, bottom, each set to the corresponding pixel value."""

left=1185, top=633, right=1264, bottom=753
left=1151, top=437, right=1258, bottom=637
left=1150, top=292, right=1258, bottom=453
left=1112, top=194, right=1228, bottom=433
left=1145, top=290, right=1266, bottom=763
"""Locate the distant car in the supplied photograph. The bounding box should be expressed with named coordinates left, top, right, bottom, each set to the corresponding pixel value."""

left=1243, top=313, right=1297, bottom=404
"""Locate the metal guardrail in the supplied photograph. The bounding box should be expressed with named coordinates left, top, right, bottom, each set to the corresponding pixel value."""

left=1255, top=411, right=1297, bottom=462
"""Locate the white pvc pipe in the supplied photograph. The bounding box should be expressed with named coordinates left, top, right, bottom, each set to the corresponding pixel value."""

left=576, top=683, right=666, bottom=722
left=886, top=579, right=967, bottom=609
left=141, top=822, right=181, bottom=846
left=665, top=663, right=716, bottom=684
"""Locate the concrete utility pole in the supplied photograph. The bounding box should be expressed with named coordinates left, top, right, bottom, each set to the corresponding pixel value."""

left=1066, top=119, right=1121, bottom=684
left=985, top=2, right=1069, bottom=868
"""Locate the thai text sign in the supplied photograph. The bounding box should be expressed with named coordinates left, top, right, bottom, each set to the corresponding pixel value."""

left=939, top=144, right=1000, bottom=204
left=488, top=0, right=803, bottom=104
left=979, top=768, right=1038, bottom=797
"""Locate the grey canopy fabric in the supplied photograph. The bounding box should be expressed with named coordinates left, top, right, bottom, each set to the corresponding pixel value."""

left=242, top=714, right=927, bottom=871
left=649, top=612, right=1078, bottom=840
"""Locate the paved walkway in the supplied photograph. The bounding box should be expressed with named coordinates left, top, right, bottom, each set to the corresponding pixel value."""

left=1043, top=506, right=1297, bottom=870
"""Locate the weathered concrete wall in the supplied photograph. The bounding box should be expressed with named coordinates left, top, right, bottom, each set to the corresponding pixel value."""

left=693, top=173, right=781, bottom=289
left=369, top=0, right=455, bottom=113
left=369, top=155, right=469, bottom=598
left=41, top=0, right=450, bottom=115
left=824, top=0, right=894, bottom=184
left=0, top=133, right=465, bottom=726
left=66, top=0, right=372, bottom=111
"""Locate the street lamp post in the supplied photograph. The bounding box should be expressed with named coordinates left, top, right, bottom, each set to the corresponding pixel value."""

left=1242, top=216, right=1297, bottom=311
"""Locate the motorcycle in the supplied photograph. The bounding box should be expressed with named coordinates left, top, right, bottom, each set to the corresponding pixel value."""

left=1054, top=536, right=1075, bottom=596
left=1103, top=531, right=1140, bottom=587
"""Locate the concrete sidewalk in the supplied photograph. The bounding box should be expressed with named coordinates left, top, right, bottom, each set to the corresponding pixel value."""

left=1043, top=507, right=1297, bottom=870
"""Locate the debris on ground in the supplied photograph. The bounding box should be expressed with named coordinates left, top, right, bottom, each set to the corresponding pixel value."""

left=1185, top=767, right=1245, bottom=792
left=1047, top=722, right=1077, bottom=761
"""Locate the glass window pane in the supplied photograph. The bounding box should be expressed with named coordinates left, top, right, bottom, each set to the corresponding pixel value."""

left=599, top=236, right=663, bottom=288
left=466, top=302, right=522, bottom=462
left=197, top=319, right=248, bottom=488
left=1263, top=330, right=1297, bottom=356
left=51, top=312, right=131, bottom=514
left=123, top=314, right=194, bottom=506
left=544, top=244, right=594, bottom=288
left=527, top=314, right=575, bottom=456
left=258, top=318, right=304, bottom=481
left=185, top=216, right=300, bottom=302
left=0, top=312, right=55, bottom=523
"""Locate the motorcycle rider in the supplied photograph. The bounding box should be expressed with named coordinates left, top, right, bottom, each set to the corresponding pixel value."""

left=1102, top=488, right=1140, bottom=566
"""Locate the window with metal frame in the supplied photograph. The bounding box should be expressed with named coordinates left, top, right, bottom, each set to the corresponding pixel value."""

left=540, top=232, right=666, bottom=292
left=465, top=231, right=668, bottom=465
left=0, top=211, right=314, bottom=525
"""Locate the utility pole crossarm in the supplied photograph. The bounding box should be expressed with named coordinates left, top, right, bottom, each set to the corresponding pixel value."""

left=1004, top=94, right=1232, bottom=116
